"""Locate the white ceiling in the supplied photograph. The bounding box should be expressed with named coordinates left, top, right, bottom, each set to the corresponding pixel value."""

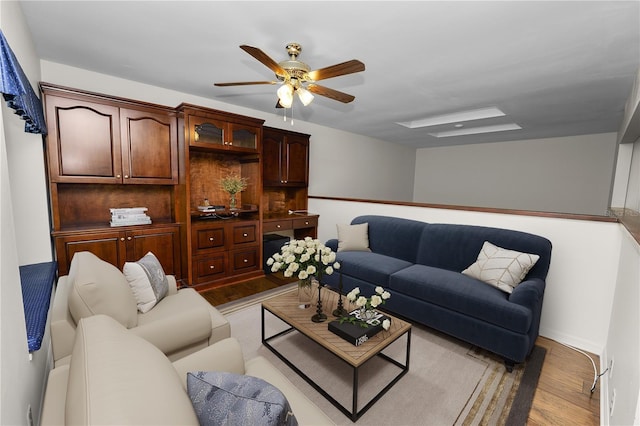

left=19, top=1, right=640, bottom=148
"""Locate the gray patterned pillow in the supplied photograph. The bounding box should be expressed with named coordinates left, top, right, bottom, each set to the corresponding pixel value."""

left=123, top=251, right=169, bottom=313
left=187, top=371, right=297, bottom=426
left=462, top=241, right=540, bottom=293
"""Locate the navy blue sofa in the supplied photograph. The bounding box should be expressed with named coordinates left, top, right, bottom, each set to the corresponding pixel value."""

left=324, top=215, right=552, bottom=370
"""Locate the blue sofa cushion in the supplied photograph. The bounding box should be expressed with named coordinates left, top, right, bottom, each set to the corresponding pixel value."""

left=388, top=265, right=532, bottom=334
left=416, top=224, right=552, bottom=281
left=351, top=215, right=427, bottom=263
left=335, top=251, right=413, bottom=287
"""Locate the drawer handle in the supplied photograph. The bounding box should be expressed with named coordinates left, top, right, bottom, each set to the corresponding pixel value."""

left=276, top=225, right=281, bottom=228
left=243, top=259, right=248, bottom=263
left=243, top=233, right=248, bottom=237
left=305, top=221, right=309, bottom=225
left=209, top=237, right=214, bottom=241
left=124, top=175, right=129, bottom=179
left=116, top=174, right=121, bottom=178
left=209, top=265, right=215, bottom=269
left=127, top=236, right=132, bottom=241
left=120, top=237, right=125, bottom=242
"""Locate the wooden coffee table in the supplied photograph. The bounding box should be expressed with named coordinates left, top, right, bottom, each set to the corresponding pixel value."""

left=261, top=287, right=411, bottom=421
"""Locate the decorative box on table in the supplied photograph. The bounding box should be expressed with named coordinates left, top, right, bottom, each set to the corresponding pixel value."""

left=328, top=309, right=390, bottom=346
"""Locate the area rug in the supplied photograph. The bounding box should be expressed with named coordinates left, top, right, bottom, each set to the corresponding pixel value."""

left=219, top=295, right=545, bottom=426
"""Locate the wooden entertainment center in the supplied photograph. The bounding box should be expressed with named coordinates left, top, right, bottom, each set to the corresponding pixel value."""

left=41, top=83, right=316, bottom=289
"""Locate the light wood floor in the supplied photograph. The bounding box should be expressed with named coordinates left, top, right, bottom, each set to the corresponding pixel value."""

left=530, top=336, right=600, bottom=425
left=199, top=275, right=601, bottom=425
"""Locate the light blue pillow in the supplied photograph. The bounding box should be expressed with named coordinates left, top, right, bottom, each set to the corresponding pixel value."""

left=187, top=371, right=298, bottom=426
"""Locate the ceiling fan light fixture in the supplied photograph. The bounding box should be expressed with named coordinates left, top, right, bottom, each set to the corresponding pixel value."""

left=297, top=86, right=314, bottom=106
left=277, top=83, right=294, bottom=108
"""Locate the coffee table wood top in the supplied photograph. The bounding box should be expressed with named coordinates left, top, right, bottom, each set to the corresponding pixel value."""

left=262, top=288, right=411, bottom=367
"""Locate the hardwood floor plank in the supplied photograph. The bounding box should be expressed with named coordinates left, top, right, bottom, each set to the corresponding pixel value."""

left=529, top=388, right=598, bottom=425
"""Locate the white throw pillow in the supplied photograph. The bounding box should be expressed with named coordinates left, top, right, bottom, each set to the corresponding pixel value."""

left=123, top=252, right=169, bottom=313
left=337, top=223, right=371, bottom=252
left=462, top=241, right=540, bottom=294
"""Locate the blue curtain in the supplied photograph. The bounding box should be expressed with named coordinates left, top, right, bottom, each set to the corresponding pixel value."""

left=0, top=30, right=46, bottom=135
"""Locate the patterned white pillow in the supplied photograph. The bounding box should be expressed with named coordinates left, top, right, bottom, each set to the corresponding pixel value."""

left=337, top=222, right=371, bottom=252
left=123, top=252, right=169, bottom=313
left=462, top=241, right=540, bottom=294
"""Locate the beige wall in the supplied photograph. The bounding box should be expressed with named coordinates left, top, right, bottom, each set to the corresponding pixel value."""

left=413, top=133, right=618, bottom=216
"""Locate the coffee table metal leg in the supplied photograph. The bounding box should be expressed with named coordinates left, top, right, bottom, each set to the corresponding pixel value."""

left=352, top=366, right=359, bottom=421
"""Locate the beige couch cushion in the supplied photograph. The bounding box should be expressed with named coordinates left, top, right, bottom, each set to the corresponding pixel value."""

left=66, top=315, right=198, bottom=425
left=131, top=289, right=213, bottom=357
left=67, top=251, right=138, bottom=328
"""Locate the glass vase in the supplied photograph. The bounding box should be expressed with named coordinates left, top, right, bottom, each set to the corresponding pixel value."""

left=298, top=278, right=313, bottom=309
left=359, top=307, right=378, bottom=321
left=229, top=192, right=237, bottom=210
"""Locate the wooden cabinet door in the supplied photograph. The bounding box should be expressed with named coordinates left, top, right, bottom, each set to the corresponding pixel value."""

left=54, top=230, right=126, bottom=276
left=262, top=130, right=284, bottom=185
left=284, top=135, right=309, bottom=186
left=45, top=95, right=122, bottom=183
left=126, top=226, right=181, bottom=277
left=120, top=108, right=178, bottom=184
left=262, top=128, right=309, bottom=187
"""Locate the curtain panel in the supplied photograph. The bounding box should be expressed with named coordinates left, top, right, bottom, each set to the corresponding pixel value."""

left=0, top=30, right=46, bottom=135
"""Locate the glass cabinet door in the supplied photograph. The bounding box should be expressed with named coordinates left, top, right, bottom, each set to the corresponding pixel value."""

left=189, top=116, right=225, bottom=148
left=229, top=124, right=258, bottom=150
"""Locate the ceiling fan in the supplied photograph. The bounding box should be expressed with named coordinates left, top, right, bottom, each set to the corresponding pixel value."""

left=214, top=43, right=365, bottom=108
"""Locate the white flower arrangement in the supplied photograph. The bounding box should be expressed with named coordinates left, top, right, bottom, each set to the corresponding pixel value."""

left=340, top=286, right=392, bottom=330
left=266, top=237, right=340, bottom=282
left=346, top=286, right=391, bottom=311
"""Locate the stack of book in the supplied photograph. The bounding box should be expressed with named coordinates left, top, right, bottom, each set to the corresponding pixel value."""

left=110, top=207, right=152, bottom=227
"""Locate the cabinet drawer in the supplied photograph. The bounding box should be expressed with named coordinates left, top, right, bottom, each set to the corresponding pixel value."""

left=193, top=254, right=226, bottom=283
left=232, top=224, right=257, bottom=245
left=230, top=248, right=258, bottom=273
left=263, top=219, right=292, bottom=233
left=194, top=227, right=225, bottom=251
left=292, top=217, right=318, bottom=229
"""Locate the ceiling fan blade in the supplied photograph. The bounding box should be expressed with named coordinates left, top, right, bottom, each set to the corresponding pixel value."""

left=214, top=81, right=277, bottom=87
left=240, top=45, right=288, bottom=77
left=307, top=84, right=355, bottom=103
left=275, top=99, right=284, bottom=108
left=307, top=60, right=365, bottom=81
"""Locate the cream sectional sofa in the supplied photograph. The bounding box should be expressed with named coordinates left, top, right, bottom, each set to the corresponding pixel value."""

left=51, top=251, right=230, bottom=365
left=41, top=315, right=334, bottom=425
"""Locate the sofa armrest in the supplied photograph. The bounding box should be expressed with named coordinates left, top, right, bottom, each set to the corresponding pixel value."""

left=172, top=337, right=246, bottom=389
left=326, top=238, right=338, bottom=252
left=508, top=278, right=545, bottom=309
left=166, top=275, right=178, bottom=295
left=51, top=276, right=77, bottom=364
left=41, top=364, right=70, bottom=426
